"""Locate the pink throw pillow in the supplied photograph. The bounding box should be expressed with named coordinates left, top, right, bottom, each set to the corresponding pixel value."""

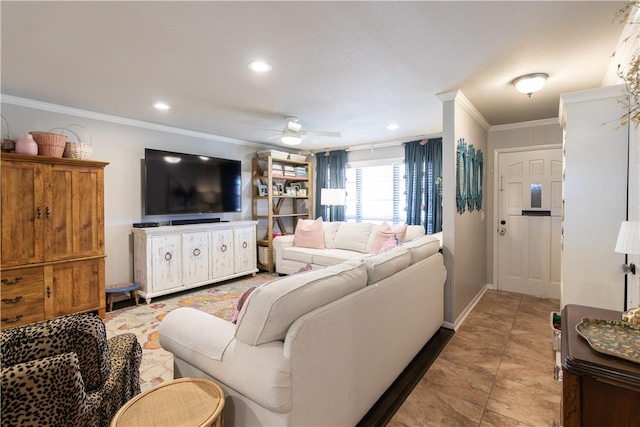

left=232, top=286, right=257, bottom=324
left=377, top=236, right=398, bottom=253
left=293, top=218, right=324, bottom=249
left=368, top=222, right=408, bottom=254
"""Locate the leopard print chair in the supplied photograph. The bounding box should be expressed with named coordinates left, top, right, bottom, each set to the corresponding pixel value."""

left=1, top=313, right=142, bottom=427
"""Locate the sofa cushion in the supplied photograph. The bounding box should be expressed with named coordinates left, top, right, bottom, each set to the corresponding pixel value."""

left=235, top=262, right=368, bottom=346
left=282, top=247, right=317, bottom=264
left=322, top=222, right=340, bottom=249
left=332, top=223, right=372, bottom=253
left=367, top=222, right=408, bottom=254
left=312, top=248, right=362, bottom=266
left=364, top=246, right=411, bottom=285
left=402, top=235, right=441, bottom=264
left=293, top=218, right=325, bottom=249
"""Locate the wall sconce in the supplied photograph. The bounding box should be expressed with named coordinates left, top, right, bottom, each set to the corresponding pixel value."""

left=615, top=221, right=640, bottom=274
left=512, top=73, right=549, bottom=97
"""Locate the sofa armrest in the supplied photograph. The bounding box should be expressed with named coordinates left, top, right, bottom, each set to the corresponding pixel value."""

left=159, top=307, right=235, bottom=362
left=273, top=235, right=295, bottom=273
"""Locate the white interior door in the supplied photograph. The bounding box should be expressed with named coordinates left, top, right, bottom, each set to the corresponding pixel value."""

left=497, top=148, right=562, bottom=298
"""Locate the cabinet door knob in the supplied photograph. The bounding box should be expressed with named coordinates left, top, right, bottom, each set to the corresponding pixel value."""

left=221, top=244, right=227, bottom=253
left=1, top=315, right=23, bottom=324
left=165, top=252, right=172, bottom=261
left=45, top=206, right=51, bottom=219
left=37, top=207, right=42, bottom=219
left=1, top=296, right=23, bottom=304
left=46, top=285, right=51, bottom=298
left=193, top=248, right=201, bottom=257
left=1, top=277, right=23, bottom=285
left=242, top=242, right=248, bottom=249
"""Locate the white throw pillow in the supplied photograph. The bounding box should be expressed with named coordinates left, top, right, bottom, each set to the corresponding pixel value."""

left=332, top=222, right=372, bottom=253
left=322, top=221, right=340, bottom=249
left=235, top=261, right=368, bottom=345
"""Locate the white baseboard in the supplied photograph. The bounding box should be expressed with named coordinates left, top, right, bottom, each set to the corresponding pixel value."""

left=442, top=284, right=493, bottom=331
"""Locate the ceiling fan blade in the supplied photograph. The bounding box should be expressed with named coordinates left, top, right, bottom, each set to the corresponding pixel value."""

left=302, top=130, right=341, bottom=138
left=266, top=134, right=282, bottom=140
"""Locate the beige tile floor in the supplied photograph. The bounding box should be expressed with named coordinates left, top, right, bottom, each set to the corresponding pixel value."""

left=389, top=290, right=562, bottom=427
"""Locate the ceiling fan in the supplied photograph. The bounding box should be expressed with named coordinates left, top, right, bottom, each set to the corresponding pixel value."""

left=268, top=117, right=341, bottom=146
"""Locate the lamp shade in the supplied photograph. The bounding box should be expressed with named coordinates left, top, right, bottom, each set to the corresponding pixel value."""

left=321, top=188, right=346, bottom=206
left=615, top=221, right=640, bottom=255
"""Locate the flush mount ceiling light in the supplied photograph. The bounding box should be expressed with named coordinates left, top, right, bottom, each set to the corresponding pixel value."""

left=281, top=130, right=302, bottom=146
left=512, top=73, right=549, bottom=97
left=248, top=61, right=272, bottom=72
left=153, top=102, right=170, bottom=110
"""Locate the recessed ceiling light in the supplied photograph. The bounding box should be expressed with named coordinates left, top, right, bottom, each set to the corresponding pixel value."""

left=248, top=61, right=272, bottom=72
left=387, top=124, right=399, bottom=130
left=153, top=102, right=171, bottom=110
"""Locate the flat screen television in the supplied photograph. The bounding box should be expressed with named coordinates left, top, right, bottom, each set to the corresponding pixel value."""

left=144, top=148, right=242, bottom=216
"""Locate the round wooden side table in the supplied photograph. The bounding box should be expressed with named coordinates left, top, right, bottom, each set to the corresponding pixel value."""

left=110, top=377, right=225, bottom=427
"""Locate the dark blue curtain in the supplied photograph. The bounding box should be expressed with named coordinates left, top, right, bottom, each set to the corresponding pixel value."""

left=315, top=150, right=347, bottom=221
left=404, top=138, right=442, bottom=234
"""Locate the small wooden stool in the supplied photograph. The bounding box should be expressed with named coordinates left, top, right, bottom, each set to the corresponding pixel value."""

left=106, top=283, right=140, bottom=312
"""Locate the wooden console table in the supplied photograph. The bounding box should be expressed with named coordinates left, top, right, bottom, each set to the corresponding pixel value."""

left=561, top=304, right=640, bottom=427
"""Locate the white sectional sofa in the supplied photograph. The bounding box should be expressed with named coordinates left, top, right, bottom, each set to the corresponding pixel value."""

left=158, top=231, right=445, bottom=427
left=273, top=221, right=436, bottom=275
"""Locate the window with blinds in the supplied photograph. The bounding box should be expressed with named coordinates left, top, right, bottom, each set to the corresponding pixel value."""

left=345, top=164, right=406, bottom=225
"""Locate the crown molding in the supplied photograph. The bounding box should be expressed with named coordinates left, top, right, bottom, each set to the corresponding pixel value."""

left=489, top=117, right=560, bottom=132
left=558, top=84, right=627, bottom=127
left=0, top=94, right=262, bottom=147
left=437, top=90, right=490, bottom=131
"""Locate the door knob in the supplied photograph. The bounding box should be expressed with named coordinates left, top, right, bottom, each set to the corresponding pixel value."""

left=499, top=228, right=507, bottom=236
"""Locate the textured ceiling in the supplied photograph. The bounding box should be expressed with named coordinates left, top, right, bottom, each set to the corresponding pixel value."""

left=0, top=1, right=628, bottom=151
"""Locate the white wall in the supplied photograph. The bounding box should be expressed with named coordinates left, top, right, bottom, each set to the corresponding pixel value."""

left=1, top=102, right=260, bottom=288
left=439, top=90, right=488, bottom=325
left=560, top=85, right=629, bottom=311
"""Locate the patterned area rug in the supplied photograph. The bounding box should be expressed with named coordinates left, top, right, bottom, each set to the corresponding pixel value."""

left=104, top=273, right=277, bottom=391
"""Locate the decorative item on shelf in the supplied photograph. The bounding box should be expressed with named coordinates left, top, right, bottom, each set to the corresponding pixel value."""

left=289, top=153, right=306, bottom=162
left=623, top=307, right=640, bottom=325
left=14, top=133, right=39, bottom=156
left=1, top=115, right=15, bottom=152
left=29, top=129, right=67, bottom=157
left=298, top=188, right=307, bottom=197
left=61, top=124, right=94, bottom=159
left=257, top=184, right=268, bottom=196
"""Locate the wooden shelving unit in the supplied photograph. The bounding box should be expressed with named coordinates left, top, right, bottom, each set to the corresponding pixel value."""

left=252, top=156, right=313, bottom=272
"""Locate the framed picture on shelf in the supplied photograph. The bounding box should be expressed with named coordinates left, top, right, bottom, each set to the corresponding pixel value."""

left=276, top=183, right=285, bottom=194
left=272, top=184, right=279, bottom=195
left=258, top=184, right=268, bottom=196
left=290, top=184, right=301, bottom=193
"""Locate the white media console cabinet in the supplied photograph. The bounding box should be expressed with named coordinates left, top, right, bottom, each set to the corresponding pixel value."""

left=132, top=221, right=258, bottom=303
